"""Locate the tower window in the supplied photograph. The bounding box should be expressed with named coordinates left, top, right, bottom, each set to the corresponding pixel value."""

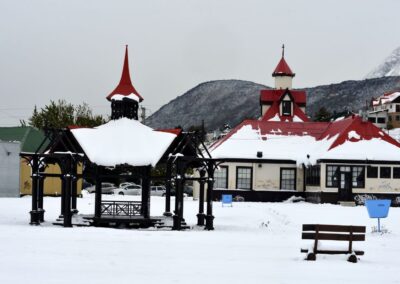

left=282, top=101, right=292, bottom=116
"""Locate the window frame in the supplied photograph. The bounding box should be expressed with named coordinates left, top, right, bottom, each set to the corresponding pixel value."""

left=280, top=168, right=297, bottom=190
left=305, top=165, right=321, bottom=186
left=377, top=117, right=386, bottom=124
left=214, top=166, right=229, bottom=189
left=236, top=166, right=253, bottom=190
left=380, top=166, right=392, bottom=179
left=325, top=165, right=365, bottom=188
left=393, top=167, right=400, bottom=179
left=367, top=166, right=378, bottom=178
left=282, top=101, right=292, bottom=116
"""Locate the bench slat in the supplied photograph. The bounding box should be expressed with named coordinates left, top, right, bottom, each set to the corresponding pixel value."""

left=302, top=224, right=366, bottom=233
left=302, top=232, right=365, bottom=241
left=301, top=248, right=364, bottom=255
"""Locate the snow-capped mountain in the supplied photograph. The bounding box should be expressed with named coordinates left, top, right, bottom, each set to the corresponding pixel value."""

left=365, top=46, right=400, bottom=79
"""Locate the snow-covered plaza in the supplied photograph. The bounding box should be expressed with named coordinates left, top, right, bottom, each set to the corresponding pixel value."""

left=0, top=194, right=399, bottom=284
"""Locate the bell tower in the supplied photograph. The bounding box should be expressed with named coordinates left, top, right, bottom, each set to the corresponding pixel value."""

left=272, top=44, right=295, bottom=90
left=106, top=46, right=143, bottom=120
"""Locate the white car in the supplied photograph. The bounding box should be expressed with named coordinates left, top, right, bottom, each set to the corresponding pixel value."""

left=86, top=182, right=117, bottom=194
left=150, top=186, right=166, bottom=196
left=115, top=184, right=142, bottom=196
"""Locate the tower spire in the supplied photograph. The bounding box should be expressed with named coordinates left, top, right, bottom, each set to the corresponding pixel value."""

left=282, top=44, right=285, bottom=58
left=106, top=45, right=143, bottom=102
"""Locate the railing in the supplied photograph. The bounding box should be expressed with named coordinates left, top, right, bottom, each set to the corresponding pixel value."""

left=101, top=201, right=142, bottom=217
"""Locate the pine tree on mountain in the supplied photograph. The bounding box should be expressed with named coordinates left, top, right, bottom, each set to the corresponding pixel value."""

left=314, top=107, right=331, bottom=122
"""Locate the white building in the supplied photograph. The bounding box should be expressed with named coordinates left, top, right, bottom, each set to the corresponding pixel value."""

left=198, top=50, right=400, bottom=204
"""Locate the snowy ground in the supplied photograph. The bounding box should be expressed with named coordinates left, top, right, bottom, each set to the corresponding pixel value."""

left=0, top=194, right=399, bottom=284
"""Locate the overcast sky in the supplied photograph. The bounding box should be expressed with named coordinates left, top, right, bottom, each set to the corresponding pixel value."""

left=0, top=0, right=399, bottom=126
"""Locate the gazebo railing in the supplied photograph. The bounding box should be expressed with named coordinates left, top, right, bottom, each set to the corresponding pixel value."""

left=101, top=201, right=142, bottom=217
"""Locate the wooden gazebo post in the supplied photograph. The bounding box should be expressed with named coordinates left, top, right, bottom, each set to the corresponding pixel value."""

left=163, top=160, right=173, bottom=216
left=141, top=166, right=151, bottom=219
left=172, top=159, right=185, bottom=230
left=205, top=160, right=215, bottom=230
left=94, top=165, right=102, bottom=220
left=197, top=169, right=206, bottom=226
left=30, top=155, right=40, bottom=225
left=37, top=168, right=45, bottom=223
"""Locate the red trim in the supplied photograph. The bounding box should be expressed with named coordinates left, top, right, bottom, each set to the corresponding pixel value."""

left=260, top=89, right=306, bottom=104
left=106, top=46, right=143, bottom=102
left=156, top=128, right=182, bottom=136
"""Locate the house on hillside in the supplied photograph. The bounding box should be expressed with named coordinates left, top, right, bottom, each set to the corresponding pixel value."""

left=368, top=91, right=400, bottom=129
left=202, top=48, right=400, bottom=204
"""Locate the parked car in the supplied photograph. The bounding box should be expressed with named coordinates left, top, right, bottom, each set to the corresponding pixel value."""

left=150, top=185, right=166, bottom=196
left=119, top=182, right=139, bottom=188
left=183, top=185, right=193, bottom=196
left=86, top=182, right=117, bottom=194
left=115, top=184, right=142, bottom=196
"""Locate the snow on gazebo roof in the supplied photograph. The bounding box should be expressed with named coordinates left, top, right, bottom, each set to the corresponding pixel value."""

left=210, top=116, right=400, bottom=166
left=70, top=118, right=178, bottom=167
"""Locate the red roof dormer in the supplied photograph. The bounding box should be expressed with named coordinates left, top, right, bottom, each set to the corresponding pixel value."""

left=106, top=46, right=143, bottom=102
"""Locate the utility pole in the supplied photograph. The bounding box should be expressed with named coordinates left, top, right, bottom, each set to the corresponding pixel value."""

left=140, top=106, right=146, bottom=124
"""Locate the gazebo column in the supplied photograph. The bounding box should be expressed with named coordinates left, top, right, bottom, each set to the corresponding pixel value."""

left=141, top=166, right=151, bottom=219
left=38, top=174, right=45, bottom=222
left=205, top=161, right=215, bottom=230
left=94, top=166, right=102, bottom=220
left=172, top=160, right=185, bottom=230
left=30, top=155, right=40, bottom=225
left=62, top=157, right=73, bottom=227
left=71, top=161, right=78, bottom=214
left=197, top=169, right=206, bottom=226
left=60, top=175, right=66, bottom=218
left=163, top=160, right=173, bottom=217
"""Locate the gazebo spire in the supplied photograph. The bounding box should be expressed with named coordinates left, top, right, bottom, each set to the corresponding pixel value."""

left=108, top=46, right=143, bottom=120
left=106, top=45, right=143, bottom=102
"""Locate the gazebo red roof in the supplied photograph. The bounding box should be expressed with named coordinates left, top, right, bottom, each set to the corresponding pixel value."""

left=272, top=57, right=295, bottom=77
left=106, top=46, right=143, bottom=102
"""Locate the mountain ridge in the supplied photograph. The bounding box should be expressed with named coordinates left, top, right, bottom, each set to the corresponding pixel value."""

left=146, top=76, right=400, bottom=131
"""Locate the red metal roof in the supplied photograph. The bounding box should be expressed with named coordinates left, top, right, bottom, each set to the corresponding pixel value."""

left=272, top=57, right=295, bottom=77
left=156, top=128, right=183, bottom=136
left=211, top=115, right=400, bottom=154
left=106, top=46, right=143, bottom=102
left=260, top=89, right=306, bottom=105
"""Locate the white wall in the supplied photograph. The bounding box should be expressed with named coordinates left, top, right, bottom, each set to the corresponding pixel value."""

left=274, top=76, right=292, bottom=90
left=0, top=141, right=20, bottom=197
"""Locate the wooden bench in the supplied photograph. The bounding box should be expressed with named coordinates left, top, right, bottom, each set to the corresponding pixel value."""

left=301, top=224, right=366, bottom=263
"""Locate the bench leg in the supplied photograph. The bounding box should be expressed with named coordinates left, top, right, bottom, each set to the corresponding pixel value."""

left=347, top=254, right=358, bottom=263
left=306, top=252, right=316, bottom=261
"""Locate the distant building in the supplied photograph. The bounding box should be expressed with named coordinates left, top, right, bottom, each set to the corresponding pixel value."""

left=368, top=91, right=400, bottom=129
left=199, top=47, right=400, bottom=204
left=0, top=126, right=83, bottom=197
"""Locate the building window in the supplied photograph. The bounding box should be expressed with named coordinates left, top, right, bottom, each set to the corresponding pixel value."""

left=396, top=116, right=400, bottom=121
left=377, top=117, right=386, bottom=124
left=388, top=116, right=393, bottom=122
left=215, top=166, right=228, bottom=189
left=306, top=165, right=320, bottom=186
left=367, top=166, right=378, bottom=178
left=393, top=167, right=400, bottom=179
left=280, top=168, right=296, bottom=190
left=352, top=166, right=365, bottom=188
left=368, top=117, right=376, bottom=123
left=326, top=165, right=339, bottom=187
left=380, top=167, right=391, bottom=179
left=396, top=105, right=400, bottom=112
left=282, top=101, right=291, bottom=116
left=236, top=167, right=252, bottom=190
